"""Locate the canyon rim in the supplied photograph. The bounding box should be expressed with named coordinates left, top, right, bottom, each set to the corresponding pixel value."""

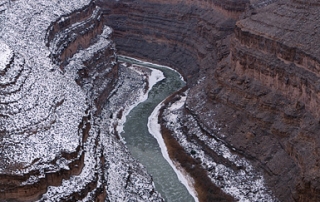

left=0, top=0, right=320, bottom=201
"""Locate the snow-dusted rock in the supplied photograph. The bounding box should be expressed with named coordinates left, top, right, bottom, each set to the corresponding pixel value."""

left=0, top=0, right=161, bottom=201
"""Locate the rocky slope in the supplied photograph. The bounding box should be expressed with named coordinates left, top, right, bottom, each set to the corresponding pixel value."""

left=99, top=0, right=248, bottom=86
left=0, top=0, right=162, bottom=201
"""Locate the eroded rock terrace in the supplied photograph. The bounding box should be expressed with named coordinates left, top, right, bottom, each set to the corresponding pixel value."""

left=1, top=0, right=320, bottom=201
left=0, top=0, right=162, bottom=201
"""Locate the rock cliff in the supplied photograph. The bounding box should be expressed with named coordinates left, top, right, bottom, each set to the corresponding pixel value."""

left=100, top=0, right=320, bottom=201
left=0, top=0, right=162, bottom=201
left=210, top=1, right=320, bottom=201
left=1, top=0, right=320, bottom=201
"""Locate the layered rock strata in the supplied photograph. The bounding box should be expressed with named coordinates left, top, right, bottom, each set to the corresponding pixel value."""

left=0, top=0, right=161, bottom=201
left=100, top=0, right=320, bottom=201
left=98, top=0, right=245, bottom=86
left=0, top=1, right=89, bottom=199
left=160, top=90, right=275, bottom=201
left=1, top=0, right=319, bottom=201
left=205, top=1, right=320, bottom=201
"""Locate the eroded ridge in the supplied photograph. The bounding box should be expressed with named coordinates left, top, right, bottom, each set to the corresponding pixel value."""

left=161, top=90, right=276, bottom=202
left=0, top=0, right=94, bottom=200
left=0, top=0, right=161, bottom=201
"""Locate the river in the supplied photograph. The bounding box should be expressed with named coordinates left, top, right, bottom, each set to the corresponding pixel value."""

left=118, top=56, right=195, bottom=202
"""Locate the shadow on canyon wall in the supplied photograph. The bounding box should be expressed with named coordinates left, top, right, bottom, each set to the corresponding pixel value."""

left=1, top=0, right=320, bottom=201
left=98, top=0, right=320, bottom=201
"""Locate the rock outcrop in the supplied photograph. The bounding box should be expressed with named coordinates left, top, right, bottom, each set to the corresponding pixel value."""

left=0, top=0, right=162, bottom=201
left=98, top=0, right=244, bottom=86
left=0, top=1, right=89, bottom=199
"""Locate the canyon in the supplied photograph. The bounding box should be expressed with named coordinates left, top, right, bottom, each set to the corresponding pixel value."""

left=0, top=0, right=319, bottom=201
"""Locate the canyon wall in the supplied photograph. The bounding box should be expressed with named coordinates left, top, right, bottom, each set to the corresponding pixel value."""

left=1, top=0, right=319, bottom=201
left=97, top=0, right=245, bottom=86
left=100, top=0, right=320, bottom=201
left=212, top=1, right=320, bottom=201
left=0, top=0, right=161, bottom=201
left=0, top=1, right=92, bottom=200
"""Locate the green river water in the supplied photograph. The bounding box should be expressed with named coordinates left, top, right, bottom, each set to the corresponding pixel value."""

left=119, top=56, right=195, bottom=202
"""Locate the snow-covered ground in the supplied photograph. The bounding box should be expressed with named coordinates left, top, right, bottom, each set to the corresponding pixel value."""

left=0, top=0, right=163, bottom=200
left=0, top=0, right=90, bottom=175
left=37, top=60, right=165, bottom=201
left=0, top=41, right=12, bottom=71
left=99, top=61, right=165, bottom=201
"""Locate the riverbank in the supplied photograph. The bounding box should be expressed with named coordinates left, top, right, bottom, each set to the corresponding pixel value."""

left=115, top=59, right=165, bottom=139
left=148, top=90, right=199, bottom=202
left=99, top=62, right=164, bottom=201
left=157, top=88, right=236, bottom=202
left=159, top=85, right=276, bottom=201
left=118, top=55, right=196, bottom=201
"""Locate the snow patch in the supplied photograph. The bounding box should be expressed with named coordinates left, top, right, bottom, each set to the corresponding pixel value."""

left=148, top=99, right=199, bottom=202
left=116, top=64, right=164, bottom=137
left=163, top=93, right=277, bottom=201
left=0, top=40, right=13, bottom=71
left=119, top=55, right=185, bottom=82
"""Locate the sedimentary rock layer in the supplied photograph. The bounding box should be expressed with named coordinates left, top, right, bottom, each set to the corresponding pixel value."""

left=208, top=1, right=320, bottom=201
left=0, top=0, right=161, bottom=201
left=98, top=0, right=243, bottom=86
left=100, top=0, right=320, bottom=201
left=1, top=0, right=319, bottom=201
left=0, top=1, right=90, bottom=200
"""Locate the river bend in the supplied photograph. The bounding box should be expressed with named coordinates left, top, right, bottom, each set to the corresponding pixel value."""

left=119, top=56, right=194, bottom=202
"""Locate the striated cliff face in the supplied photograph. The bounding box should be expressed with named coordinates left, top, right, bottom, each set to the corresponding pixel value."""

left=97, top=0, right=245, bottom=86
left=99, top=0, right=320, bottom=201
left=1, top=0, right=320, bottom=201
left=0, top=0, right=162, bottom=201
left=0, top=1, right=90, bottom=200
left=211, top=1, right=320, bottom=200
